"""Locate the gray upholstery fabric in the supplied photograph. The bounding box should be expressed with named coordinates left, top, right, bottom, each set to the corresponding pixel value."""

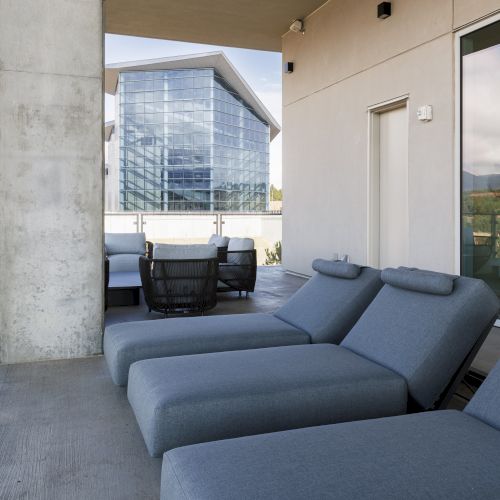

left=382, top=267, right=457, bottom=295
left=161, top=410, right=500, bottom=500
left=153, top=244, right=217, bottom=260
left=104, top=314, right=310, bottom=386
left=342, top=275, right=499, bottom=409
left=312, top=259, right=361, bottom=279
left=465, top=360, right=500, bottom=431
left=108, top=254, right=142, bottom=273
left=208, top=234, right=230, bottom=247
left=105, top=232, right=146, bottom=255
left=127, top=344, right=406, bottom=456
left=105, top=263, right=382, bottom=385
left=274, top=266, right=382, bottom=344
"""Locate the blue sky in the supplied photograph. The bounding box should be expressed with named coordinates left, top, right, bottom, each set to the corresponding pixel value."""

left=105, top=35, right=283, bottom=187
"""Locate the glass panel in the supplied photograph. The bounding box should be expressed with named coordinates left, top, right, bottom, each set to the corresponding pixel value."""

left=461, top=21, right=500, bottom=298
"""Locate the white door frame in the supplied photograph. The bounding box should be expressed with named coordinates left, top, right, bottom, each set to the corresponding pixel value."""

left=366, top=95, right=409, bottom=267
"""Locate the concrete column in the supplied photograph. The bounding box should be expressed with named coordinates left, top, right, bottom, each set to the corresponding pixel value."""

left=0, top=0, right=103, bottom=363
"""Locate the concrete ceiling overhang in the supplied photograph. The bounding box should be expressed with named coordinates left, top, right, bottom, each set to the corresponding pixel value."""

left=104, top=0, right=327, bottom=52
left=105, top=51, right=281, bottom=140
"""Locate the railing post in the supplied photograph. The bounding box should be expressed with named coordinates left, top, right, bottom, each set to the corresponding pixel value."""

left=219, top=213, right=226, bottom=235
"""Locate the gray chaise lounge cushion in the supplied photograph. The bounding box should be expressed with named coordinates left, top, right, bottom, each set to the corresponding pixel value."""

left=341, top=269, right=499, bottom=408
left=465, top=360, right=500, bottom=431
left=104, top=314, right=310, bottom=386
left=104, top=262, right=382, bottom=385
left=382, top=266, right=457, bottom=295
left=274, top=261, right=382, bottom=344
left=161, top=361, right=500, bottom=500
left=161, top=410, right=500, bottom=500
left=311, top=259, right=361, bottom=279
left=128, top=344, right=407, bottom=456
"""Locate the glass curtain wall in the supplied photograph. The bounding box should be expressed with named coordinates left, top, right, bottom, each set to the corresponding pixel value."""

left=461, top=21, right=500, bottom=298
left=119, top=69, right=269, bottom=212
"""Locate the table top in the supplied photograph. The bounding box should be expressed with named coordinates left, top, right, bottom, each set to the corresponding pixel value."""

left=109, top=272, right=142, bottom=289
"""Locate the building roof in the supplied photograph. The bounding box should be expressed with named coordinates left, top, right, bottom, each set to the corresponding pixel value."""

left=104, top=121, right=115, bottom=142
left=105, top=51, right=281, bottom=140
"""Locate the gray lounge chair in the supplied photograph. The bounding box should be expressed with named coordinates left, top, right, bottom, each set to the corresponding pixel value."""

left=105, top=232, right=149, bottom=272
left=161, top=359, right=500, bottom=500
left=127, top=267, right=499, bottom=456
left=104, top=260, right=383, bottom=385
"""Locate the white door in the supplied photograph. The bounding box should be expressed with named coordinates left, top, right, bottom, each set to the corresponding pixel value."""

left=378, top=105, right=409, bottom=269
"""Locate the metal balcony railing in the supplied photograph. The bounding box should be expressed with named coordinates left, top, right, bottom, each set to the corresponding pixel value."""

left=104, top=211, right=282, bottom=265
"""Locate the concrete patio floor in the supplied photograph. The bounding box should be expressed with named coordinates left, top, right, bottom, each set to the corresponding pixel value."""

left=0, top=267, right=306, bottom=500
left=1, top=266, right=499, bottom=499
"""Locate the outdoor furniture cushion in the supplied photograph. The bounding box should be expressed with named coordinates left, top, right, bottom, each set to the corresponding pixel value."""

left=104, top=314, right=310, bottom=386
left=105, top=232, right=146, bottom=255
left=341, top=273, right=499, bottom=409
left=274, top=263, right=382, bottom=344
left=104, top=263, right=382, bottom=385
left=464, top=360, right=500, bottom=431
left=161, top=361, right=500, bottom=500
left=107, top=254, right=144, bottom=273
left=208, top=234, right=230, bottom=247
left=153, top=244, right=217, bottom=260
left=311, top=259, right=361, bottom=279
left=382, top=266, right=457, bottom=295
left=161, top=411, right=500, bottom=500
left=128, top=344, right=407, bottom=456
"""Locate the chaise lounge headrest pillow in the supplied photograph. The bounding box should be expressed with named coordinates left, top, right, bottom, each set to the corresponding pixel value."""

left=381, top=267, right=458, bottom=295
left=312, top=259, right=361, bottom=279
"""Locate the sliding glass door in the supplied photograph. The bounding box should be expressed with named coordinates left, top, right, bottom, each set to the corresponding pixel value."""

left=461, top=20, right=500, bottom=298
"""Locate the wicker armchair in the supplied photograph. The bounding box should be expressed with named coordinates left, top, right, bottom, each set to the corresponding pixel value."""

left=217, top=249, right=257, bottom=297
left=139, top=255, right=219, bottom=316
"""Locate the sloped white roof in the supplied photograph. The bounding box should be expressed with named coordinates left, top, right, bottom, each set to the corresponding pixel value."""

left=104, top=121, right=115, bottom=142
left=105, top=51, right=280, bottom=140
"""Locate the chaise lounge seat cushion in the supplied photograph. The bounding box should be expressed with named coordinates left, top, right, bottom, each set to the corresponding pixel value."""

left=161, top=360, right=500, bottom=500
left=128, top=344, right=407, bottom=456
left=104, top=314, right=310, bottom=386
left=161, top=410, right=500, bottom=500
left=127, top=268, right=498, bottom=457
left=104, top=261, right=383, bottom=386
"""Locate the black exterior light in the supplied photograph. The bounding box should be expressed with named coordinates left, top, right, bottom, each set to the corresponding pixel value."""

left=377, top=2, right=391, bottom=19
left=284, top=62, right=294, bottom=74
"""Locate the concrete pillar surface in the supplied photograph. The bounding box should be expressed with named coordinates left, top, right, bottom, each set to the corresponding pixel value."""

left=0, top=0, right=103, bottom=363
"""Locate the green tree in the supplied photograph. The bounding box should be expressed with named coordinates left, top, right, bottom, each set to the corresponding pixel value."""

left=270, top=184, right=282, bottom=201
left=265, top=241, right=282, bottom=265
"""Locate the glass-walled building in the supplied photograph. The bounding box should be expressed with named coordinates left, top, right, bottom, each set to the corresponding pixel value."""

left=105, top=53, right=280, bottom=212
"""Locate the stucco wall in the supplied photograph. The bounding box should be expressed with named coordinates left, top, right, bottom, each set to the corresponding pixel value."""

left=282, top=0, right=500, bottom=275
left=0, top=0, right=104, bottom=363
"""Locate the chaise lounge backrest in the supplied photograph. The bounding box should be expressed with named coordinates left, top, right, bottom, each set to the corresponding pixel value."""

left=465, top=360, right=500, bottom=431
left=105, top=232, right=147, bottom=272
left=274, top=260, right=383, bottom=344
left=341, top=267, right=500, bottom=410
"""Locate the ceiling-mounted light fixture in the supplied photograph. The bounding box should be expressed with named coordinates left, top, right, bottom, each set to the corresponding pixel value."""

left=290, top=19, right=305, bottom=34
left=377, top=2, right=391, bottom=19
